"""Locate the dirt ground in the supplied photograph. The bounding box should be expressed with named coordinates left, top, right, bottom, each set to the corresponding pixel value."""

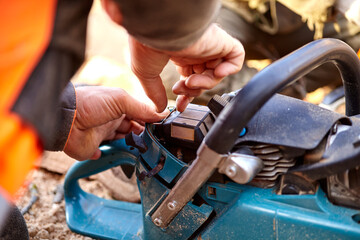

left=16, top=168, right=112, bottom=240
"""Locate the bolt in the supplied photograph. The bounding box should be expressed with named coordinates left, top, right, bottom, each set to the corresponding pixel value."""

left=226, top=164, right=237, bottom=177
left=153, top=218, right=163, bottom=227
left=167, top=201, right=177, bottom=210
left=332, top=124, right=338, bottom=134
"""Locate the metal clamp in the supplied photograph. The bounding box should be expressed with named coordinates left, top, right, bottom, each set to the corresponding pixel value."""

left=150, top=142, right=226, bottom=228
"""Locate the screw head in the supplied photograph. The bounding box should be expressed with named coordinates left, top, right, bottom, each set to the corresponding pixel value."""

left=167, top=201, right=177, bottom=210
left=153, top=218, right=163, bottom=227
left=226, top=164, right=237, bottom=177
left=332, top=124, right=338, bottom=134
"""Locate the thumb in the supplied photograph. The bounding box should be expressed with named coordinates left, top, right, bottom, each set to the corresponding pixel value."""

left=114, top=91, right=170, bottom=122
left=76, top=87, right=169, bottom=129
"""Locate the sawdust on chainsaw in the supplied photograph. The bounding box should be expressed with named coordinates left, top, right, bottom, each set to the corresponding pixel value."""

left=12, top=1, right=341, bottom=239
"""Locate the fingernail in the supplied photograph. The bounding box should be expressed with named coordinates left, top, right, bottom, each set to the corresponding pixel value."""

left=176, top=96, right=192, bottom=112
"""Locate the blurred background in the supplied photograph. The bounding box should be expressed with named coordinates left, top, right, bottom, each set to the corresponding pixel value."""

left=15, top=0, right=360, bottom=239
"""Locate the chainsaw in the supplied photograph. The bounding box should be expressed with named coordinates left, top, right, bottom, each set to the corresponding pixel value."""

left=64, top=38, right=360, bottom=240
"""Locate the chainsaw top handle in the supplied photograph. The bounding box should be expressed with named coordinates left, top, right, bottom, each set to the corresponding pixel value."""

left=206, top=38, right=360, bottom=155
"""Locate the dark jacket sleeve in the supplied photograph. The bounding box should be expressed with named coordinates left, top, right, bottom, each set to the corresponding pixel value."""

left=46, top=82, right=76, bottom=151
left=114, top=0, right=221, bottom=51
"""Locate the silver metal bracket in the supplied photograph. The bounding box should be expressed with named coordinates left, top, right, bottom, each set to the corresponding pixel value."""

left=150, top=142, right=226, bottom=228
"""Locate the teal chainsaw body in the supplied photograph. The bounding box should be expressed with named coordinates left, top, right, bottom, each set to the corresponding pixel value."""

left=64, top=39, right=360, bottom=239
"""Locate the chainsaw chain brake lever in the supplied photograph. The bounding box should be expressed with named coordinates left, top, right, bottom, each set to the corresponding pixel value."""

left=150, top=39, right=360, bottom=228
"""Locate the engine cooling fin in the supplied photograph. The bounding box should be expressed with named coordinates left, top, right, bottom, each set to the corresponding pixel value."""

left=250, top=144, right=295, bottom=188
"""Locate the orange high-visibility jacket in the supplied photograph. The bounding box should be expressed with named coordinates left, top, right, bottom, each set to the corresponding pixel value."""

left=0, top=0, right=92, bottom=199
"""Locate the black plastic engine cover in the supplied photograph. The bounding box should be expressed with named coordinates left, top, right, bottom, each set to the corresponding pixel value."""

left=235, top=93, right=349, bottom=150
left=154, top=104, right=215, bottom=149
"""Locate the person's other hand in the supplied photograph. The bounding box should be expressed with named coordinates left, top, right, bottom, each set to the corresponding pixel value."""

left=64, top=86, right=168, bottom=161
left=130, top=24, right=245, bottom=112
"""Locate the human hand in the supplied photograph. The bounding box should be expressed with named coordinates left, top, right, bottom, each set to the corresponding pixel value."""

left=64, top=86, right=168, bottom=160
left=130, top=24, right=245, bottom=112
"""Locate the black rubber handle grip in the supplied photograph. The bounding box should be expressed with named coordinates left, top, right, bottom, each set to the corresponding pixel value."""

left=205, top=38, right=360, bottom=154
